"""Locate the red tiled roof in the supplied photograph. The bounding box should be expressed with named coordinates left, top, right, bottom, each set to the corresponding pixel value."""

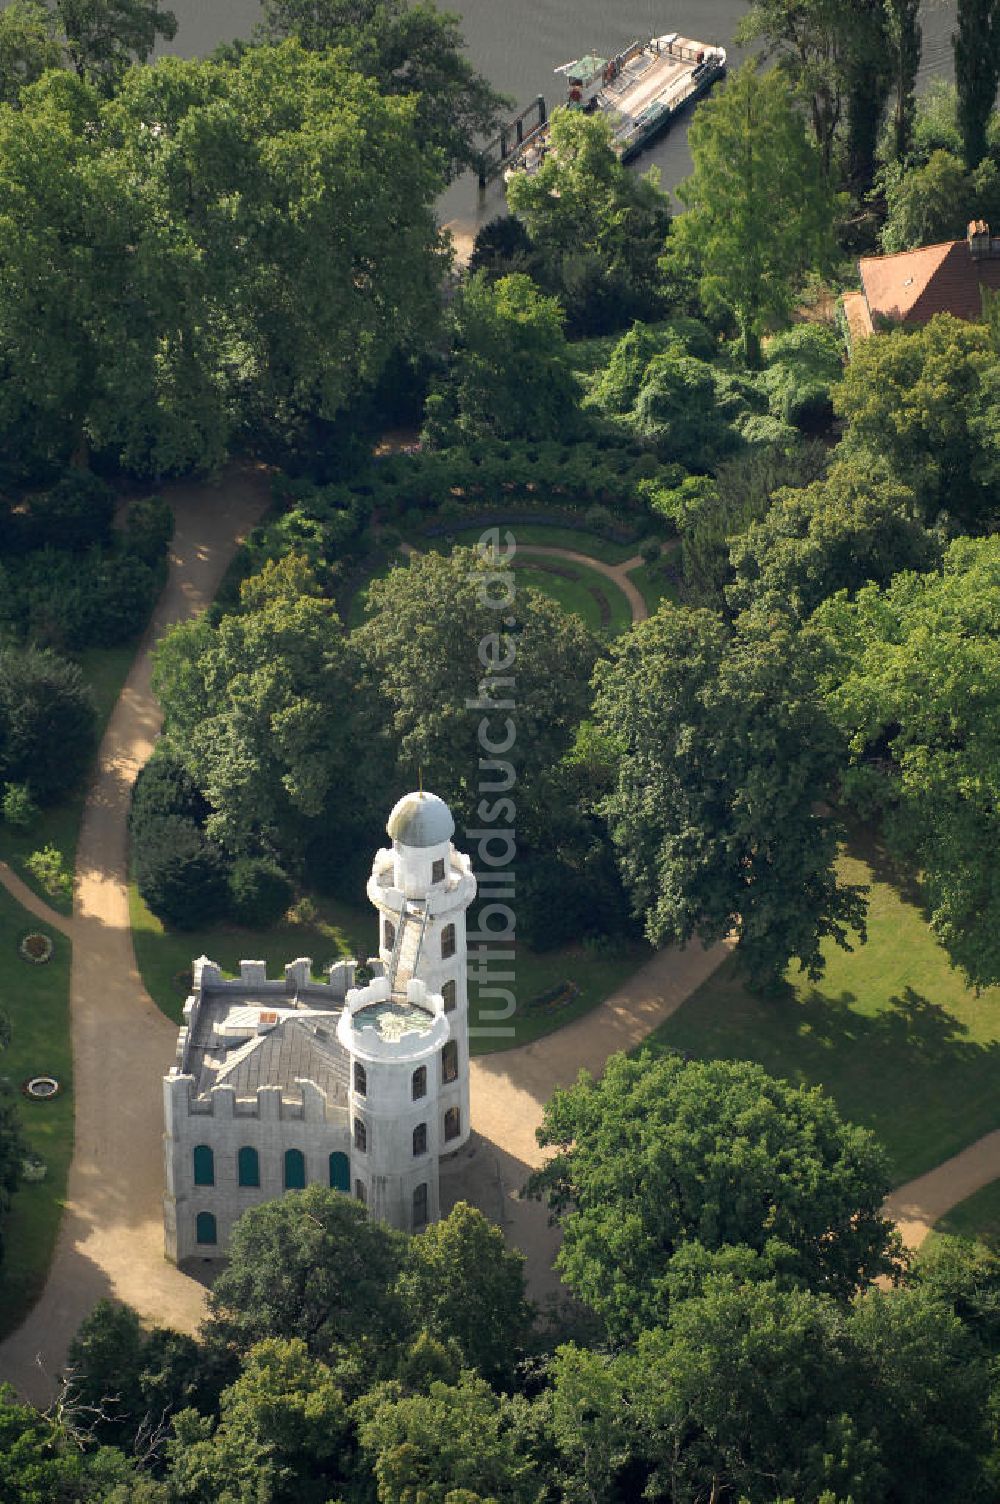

left=859, top=238, right=1000, bottom=326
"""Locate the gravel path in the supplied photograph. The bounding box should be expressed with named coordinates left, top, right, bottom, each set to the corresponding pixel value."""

left=0, top=469, right=267, bottom=1405
left=514, top=546, right=648, bottom=623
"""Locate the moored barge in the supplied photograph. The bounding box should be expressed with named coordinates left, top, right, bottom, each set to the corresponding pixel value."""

left=489, top=32, right=726, bottom=184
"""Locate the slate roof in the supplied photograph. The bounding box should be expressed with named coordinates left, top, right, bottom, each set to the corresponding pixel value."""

left=187, top=1000, right=349, bottom=1105
left=858, top=237, right=1000, bottom=327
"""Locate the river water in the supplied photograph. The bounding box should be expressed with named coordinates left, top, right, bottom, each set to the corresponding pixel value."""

left=4, top=0, right=960, bottom=227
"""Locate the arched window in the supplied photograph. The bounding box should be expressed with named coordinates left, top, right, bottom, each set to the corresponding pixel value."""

left=412, top=1065, right=427, bottom=1101
left=354, top=1117, right=367, bottom=1152
left=442, top=979, right=457, bottom=1013
left=441, top=923, right=456, bottom=959
left=441, top=1040, right=458, bottom=1083
left=354, top=1061, right=367, bottom=1096
left=444, top=1106, right=461, bottom=1141
left=192, top=1144, right=214, bottom=1187
left=237, top=1146, right=260, bottom=1188
left=432, top=858, right=445, bottom=883
left=383, top=918, right=396, bottom=951
left=413, top=1122, right=427, bottom=1156
left=196, top=1211, right=217, bottom=1245
left=283, top=1148, right=306, bottom=1190
left=355, top=1179, right=367, bottom=1205
left=329, top=1151, right=350, bottom=1192
left=413, top=1183, right=428, bottom=1229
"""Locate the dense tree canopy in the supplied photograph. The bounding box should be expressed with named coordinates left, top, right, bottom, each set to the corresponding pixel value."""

left=727, top=457, right=940, bottom=619
left=0, top=644, right=96, bottom=803
left=206, top=1186, right=408, bottom=1364
left=675, top=63, right=836, bottom=365
left=152, top=557, right=378, bottom=862
left=592, top=603, right=867, bottom=985
left=529, top=1051, right=901, bottom=1338
left=254, top=0, right=508, bottom=181
left=425, top=272, right=583, bottom=445
left=836, top=314, right=1000, bottom=531
left=355, top=546, right=599, bottom=823
left=0, top=42, right=447, bottom=476
left=812, top=535, right=1000, bottom=987
left=505, top=109, right=672, bottom=334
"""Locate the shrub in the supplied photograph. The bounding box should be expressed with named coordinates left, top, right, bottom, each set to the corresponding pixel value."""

left=583, top=505, right=616, bottom=538
left=639, top=539, right=662, bottom=565
left=26, top=846, right=72, bottom=901
left=130, top=747, right=210, bottom=843
left=761, top=325, right=843, bottom=433
left=2, top=783, right=37, bottom=830
left=228, top=858, right=294, bottom=929
left=0, top=646, right=95, bottom=803
left=25, top=471, right=116, bottom=552
left=123, top=496, right=174, bottom=565
left=134, top=816, right=229, bottom=930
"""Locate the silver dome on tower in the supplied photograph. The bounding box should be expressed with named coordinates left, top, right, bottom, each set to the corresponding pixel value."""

left=386, top=791, right=455, bottom=849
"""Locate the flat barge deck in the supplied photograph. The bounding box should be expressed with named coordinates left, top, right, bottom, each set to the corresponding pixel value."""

left=479, top=31, right=726, bottom=187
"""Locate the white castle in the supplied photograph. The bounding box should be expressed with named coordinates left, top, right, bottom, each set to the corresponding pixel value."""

left=163, top=791, right=475, bottom=1262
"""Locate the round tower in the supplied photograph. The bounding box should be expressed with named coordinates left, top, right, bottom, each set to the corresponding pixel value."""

left=365, top=792, right=476, bottom=1179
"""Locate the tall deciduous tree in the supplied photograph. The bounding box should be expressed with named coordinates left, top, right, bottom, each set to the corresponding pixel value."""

left=357, top=1372, right=539, bottom=1504
left=254, top=0, right=508, bottom=181
left=726, top=457, right=939, bottom=620
left=152, top=557, right=377, bottom=862
left=354, top=546, right=599, bottom=824
left=736, top=0, right=852, bottom=176
left=395, top=1202, right=532, bottom=1385
left=54, top=0, right=177, bottom=89
left=835, top=314, right=1000, bottom=531
left=0, top=43, right=448, bottom=476
left=425, top=272, right=583, bottom=445
left=206, top=1186, right=408, bottom=1363
left=811, top=535, right=1000, bottom=988
left=592, top=603, right=866, bottom=986
left=0, top=1, right=61, bottom=107
left=505, top=109, right=672, bottom=334
left=528, top=1052, right=902, bottom=1339
left=674, top=63, right=835, bottom=366
left=954, top=0, right=1000, bottom=168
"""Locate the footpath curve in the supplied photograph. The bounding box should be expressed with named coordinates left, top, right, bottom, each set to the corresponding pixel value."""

left=514, top=546, right=648, bottom=624
left=0, top=470, right=267, bottom=1406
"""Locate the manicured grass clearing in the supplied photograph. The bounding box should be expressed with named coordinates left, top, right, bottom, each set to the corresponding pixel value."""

left=933, top=1182, right=1000, bottom=1247
left=130, top=882, right=648, bottom=1056
left=0, top=645, right=136, bottom=913
left=646, top=838, right=1000, bottom=1186
left=0, top=887, right=72, bottom=1338
left=513, top=560, right=634, bottom=637
left=350, top=534, right=645, bottom=636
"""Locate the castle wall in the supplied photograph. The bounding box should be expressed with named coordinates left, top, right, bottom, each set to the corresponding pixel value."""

left=164, top=1076, right=350, bottom=1262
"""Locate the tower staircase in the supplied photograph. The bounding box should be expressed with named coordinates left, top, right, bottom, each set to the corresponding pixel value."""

left=388, top=901, right=428, bottom=999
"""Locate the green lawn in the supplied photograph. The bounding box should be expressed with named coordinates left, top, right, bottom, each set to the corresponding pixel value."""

left=0, top=887, right=72, bottom=1338
left=646, top=837, right=1000, bottom=1186
left=0, top=644, right=136, bottom=914
left=131, top=882, right=649, bottom=1056
left=933, top=1182, right=1000, bottom=1248
left=513, top=558, right=634, bottom=636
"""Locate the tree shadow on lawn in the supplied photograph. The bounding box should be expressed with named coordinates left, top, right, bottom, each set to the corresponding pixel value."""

left=656, top=976, right=1000, bottom=1184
